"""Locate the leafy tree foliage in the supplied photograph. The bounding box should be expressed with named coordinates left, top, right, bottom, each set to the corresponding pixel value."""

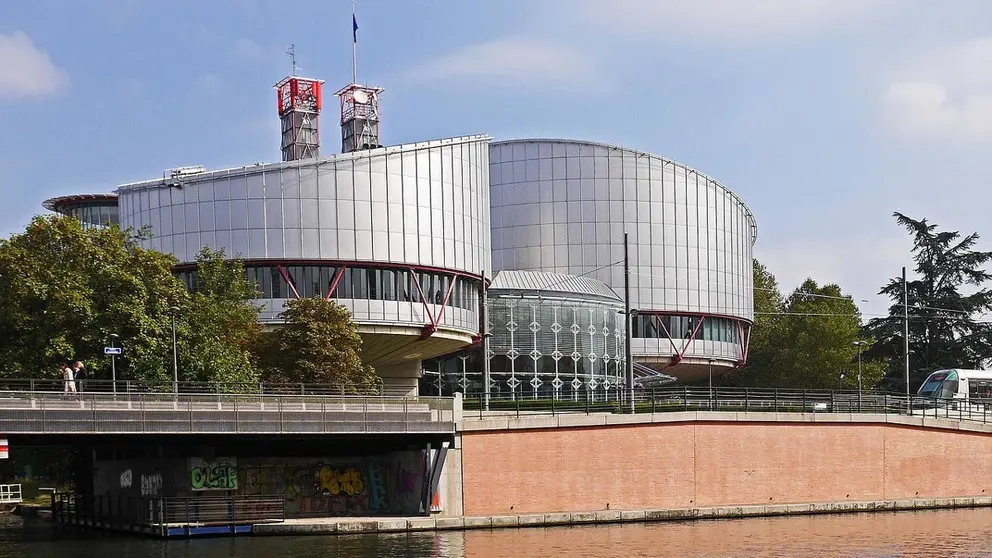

left=865, top=213, right=992, bottom=392
left=772, top=279, right=882, bottom=390
left=733, top=262, right=882, bottom=389
left=175, top=247, right=263, bottom=387
left=727, top=260, right=782, bottom=386
left=259, top=297, right=379, bottom=393
left=0, top=215, right=186, bottom=382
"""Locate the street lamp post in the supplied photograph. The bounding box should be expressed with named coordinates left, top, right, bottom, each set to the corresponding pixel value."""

left=620, top=308, right=638, bottom=412
left=169, top=306, right=180, bottom=394
left=109, top=333, right=119, bottom=394
left=852, top=341, right=867, bottom=394
left=853, top=340, right=867, bottom=412
left=623, top=233, right=634, bottom=413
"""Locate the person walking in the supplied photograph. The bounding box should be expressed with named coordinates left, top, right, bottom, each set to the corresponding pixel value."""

left=60, top=363, right=76, bottom=393
left=73, top=361, right=87, bottom=392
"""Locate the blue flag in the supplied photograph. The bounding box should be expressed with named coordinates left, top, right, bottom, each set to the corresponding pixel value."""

left=353, top=14, right=358, bottom=43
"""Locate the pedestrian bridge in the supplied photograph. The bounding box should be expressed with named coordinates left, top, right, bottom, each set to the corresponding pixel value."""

left=0, top=384, right=458, bottom=436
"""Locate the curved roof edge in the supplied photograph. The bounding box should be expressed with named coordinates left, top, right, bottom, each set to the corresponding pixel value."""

left=43, top=193, right=119, bottom=212
left=493, top=137, right=757, bottom=245
left=116, top=134, right=492, bottom=193
left=490, top=270, right=622, bottom=303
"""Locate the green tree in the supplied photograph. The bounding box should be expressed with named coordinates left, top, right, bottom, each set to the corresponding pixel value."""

left=732, top=262, right=883, bottom=390
left=865, top=213, right=992, bottom=392
left=259, top=296, right=379, bottom=393
left=175, top=247, right=263, bottom=388
left=773, top=279, right=883, bottom=390
left=730, top=260, right=784, bottom=386
left=0, top=215, right=187, bottom=382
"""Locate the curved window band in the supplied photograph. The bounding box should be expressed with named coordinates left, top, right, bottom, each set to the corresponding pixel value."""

left=631, top=314, right=742, bottom=344
left=177, top=265, right=481, bottom=312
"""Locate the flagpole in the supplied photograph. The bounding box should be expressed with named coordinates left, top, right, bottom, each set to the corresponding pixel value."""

left=352, top=0, right=358, bottom=84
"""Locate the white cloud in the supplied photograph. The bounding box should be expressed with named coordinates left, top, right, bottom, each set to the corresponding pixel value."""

left=885, top=37, right=992, bottom=143
left=573, top=0, right=893, bottom=43
left=408, top=37, right=592, bottom=85
left=0, top=31, right=68, bottom=100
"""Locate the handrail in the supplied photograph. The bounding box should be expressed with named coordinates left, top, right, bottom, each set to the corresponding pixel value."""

left=0, top=484, right=22, bottom=504
left=0, top=378, right=404, bottom=396
left=52, top=492, right=285, bottom=531
left=462, top=387, right=992, bottom=426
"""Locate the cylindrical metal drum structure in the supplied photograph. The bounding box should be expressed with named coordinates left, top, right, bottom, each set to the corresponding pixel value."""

left=116, top=134, right=492, bottom=394
left=43, top=194, right=120, bottom=229
left=489, top=139, right=756, bottom=381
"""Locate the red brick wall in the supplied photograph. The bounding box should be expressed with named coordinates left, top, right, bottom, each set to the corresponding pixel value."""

left=460, top=422, right=992, bottom=515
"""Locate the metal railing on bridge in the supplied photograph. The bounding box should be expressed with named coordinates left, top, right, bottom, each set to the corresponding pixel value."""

left=464, top=387, right=992, bottom=426
left=0, top=379, right=457, bottom=435
left=0, top=484, right=21, bottom=504
left=0, top=378, right=411, bottom=397
left=53, top=492, right=284, bottom=537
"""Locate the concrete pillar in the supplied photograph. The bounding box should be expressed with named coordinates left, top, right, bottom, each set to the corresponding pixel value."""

left=375, top=360, right=422, bottom=397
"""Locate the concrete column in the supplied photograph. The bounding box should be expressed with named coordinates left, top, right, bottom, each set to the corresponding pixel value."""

left=375, top=360, right=422, bottom=397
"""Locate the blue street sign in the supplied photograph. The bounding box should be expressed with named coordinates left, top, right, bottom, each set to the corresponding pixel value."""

left=104, top=347, right=122, bottom=356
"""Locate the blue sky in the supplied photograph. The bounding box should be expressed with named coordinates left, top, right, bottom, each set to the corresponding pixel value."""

left=3, top=0, right=992, bottom=318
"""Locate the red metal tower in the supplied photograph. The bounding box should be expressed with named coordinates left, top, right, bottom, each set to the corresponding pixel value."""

left=274, top=75, right=325, bottom=161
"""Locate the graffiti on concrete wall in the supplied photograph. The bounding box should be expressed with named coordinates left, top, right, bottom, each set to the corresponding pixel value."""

left=190, top=457, right=238, bottom=491
left=140, top=473, right=163, bottom=496
left=238, top=452, right=426, bottom=517
left=105, top=461, right=168, bottom=498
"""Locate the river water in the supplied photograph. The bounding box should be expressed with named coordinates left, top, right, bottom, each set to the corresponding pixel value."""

left=3, top=507, right=992, bottom=557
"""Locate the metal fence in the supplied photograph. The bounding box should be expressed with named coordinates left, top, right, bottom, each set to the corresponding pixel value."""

left=53, top=492, right=284, bottom=535
left=0, top=378, right=403, bottom=396
left=0, top=390, right=457, bottom=435
left=0, top=484, right=21, bottom=504
left=464, top=387, right=992, bottom=425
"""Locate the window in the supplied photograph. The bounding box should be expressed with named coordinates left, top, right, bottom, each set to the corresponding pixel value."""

left=176, top=264, right=481, bottom=310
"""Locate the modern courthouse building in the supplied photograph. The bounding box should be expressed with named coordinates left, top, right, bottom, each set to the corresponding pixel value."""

left=43, top=65, right=757, bottom=398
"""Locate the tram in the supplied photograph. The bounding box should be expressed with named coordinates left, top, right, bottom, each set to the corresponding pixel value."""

left=915, top=369, right=992, bottom=408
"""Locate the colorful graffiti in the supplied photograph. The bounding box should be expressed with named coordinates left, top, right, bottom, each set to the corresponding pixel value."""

left=190, top=457, right=238, bottom=491
left=318, top=465, right=364, bottom=496
left=237, top=453, right=426, bottom=517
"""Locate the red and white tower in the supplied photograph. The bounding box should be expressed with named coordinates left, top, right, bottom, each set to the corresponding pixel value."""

left=274, top=74, right=325, bottom=162
left=335, top=83, right=383, bottom=153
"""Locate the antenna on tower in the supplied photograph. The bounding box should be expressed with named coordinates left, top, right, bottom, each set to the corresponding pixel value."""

left=287, top=44, right=298, bottom=76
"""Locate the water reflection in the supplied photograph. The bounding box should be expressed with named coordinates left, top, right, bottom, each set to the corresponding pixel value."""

left=3, top=507, right=992, bottom=557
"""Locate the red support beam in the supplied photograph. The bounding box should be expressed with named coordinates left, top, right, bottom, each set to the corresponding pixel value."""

left=655, top=315, right=682, bottom=356
left=276, top=265, right=301, bottom=299
left=408, top=269, right=436, bottom=326
left=325, top=266, right=347, bottom=301
left=433, top=276, right=458, bottom=325
left=670, top=317, right=705, bottom=366
left=742, top=324, right=751, bottom=363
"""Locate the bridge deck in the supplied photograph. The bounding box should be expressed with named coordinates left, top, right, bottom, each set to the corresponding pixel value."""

left=0, top=392, right=457, bottom=435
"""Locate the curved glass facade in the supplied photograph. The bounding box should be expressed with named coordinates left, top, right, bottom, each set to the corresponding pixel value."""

left=177, top=264, right=480, bottom=312
left=423, top=292, right=626, bottom=399
left=489, top=139, right=756, bottom=375
left=57, top=203, right=119, bottom=229
left=117, top=135, right=492, bottom=375
left=631, top=314, right=740, bottom=344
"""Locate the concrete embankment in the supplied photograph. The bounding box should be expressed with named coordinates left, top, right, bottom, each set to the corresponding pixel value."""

left=252, top=496, right=992, bottom=535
